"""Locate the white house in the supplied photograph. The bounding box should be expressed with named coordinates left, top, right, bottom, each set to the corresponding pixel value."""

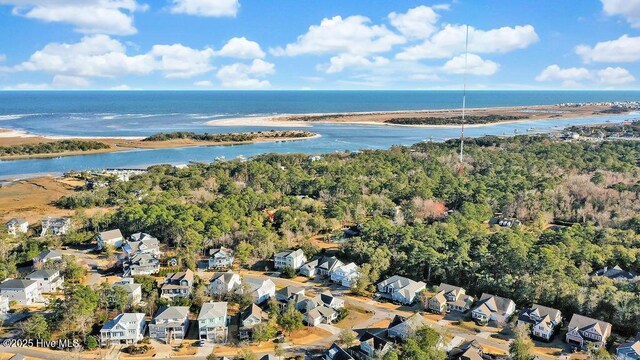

left=5, top=218, right=28, bottom=236
left=160, top=269, right=194, bottom=300
left=565, top=314, right=612, bottom=350
left=239, top=303, right=269, bottom=341
left=0, top=279, right=42, bottom=305
left=208, top=247, right=234, bottom=269
left=238, top=278, right=276, bottom=304
left=377, top=275, right=426, bottom=305
left=209, top=272, right=242, bottom=297
left=471, top=293, right=516, bottom=325
left=305, top=306, right=338, bottom=326
left=149, top=306, right=190, bottom=343
left=98, top=229, right=124, bottom=250
left=300, top=256, right=344, bottom=278
left=387, top=314, right=429, bottom=341
left=331, top=262, right=359, bottom=288
left=25, top=269, right=64, bottom=293
left=274, top=249, right=307, bottom=270
left=517, top=304, right=562, bottom=341
left=312, top=291, right=344, bottom=310
left=122, top=233, right=162, bottom=276
left=40, top=217, right=71, bottom=237
left=100, top=313, right=146, bottom=346
left=112, top=278, right=142, bottom=306
left=198, top=302, right=228, bottom=343
left=32, top=249, right=63, bottom=267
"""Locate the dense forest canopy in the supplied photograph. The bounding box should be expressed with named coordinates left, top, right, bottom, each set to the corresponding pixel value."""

left=0, top=139, right=109, bottom=156
left=384, top=115, right=527, bottom=125
left=142, top=130, right=314, bottom=142
left=50, top=135, right=640, bottom=336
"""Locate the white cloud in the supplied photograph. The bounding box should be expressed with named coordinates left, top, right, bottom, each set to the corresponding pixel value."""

left=271, top=15, right=405, bottom=56
left=442, top=53, right=499, bottom=76
left=52, top=74, right=90, bottom=88
left=388, top=5, right=441, bottom=39
left=110, top=84, right=132, bottom=90
left=536, top=65, right=591, bottom=84
left=217, top=37, right=265, bottom=59
left=597, top=67, right=635, bottom=85
left=0, top=54, right=6, bottom=62
left=150, top=44, right=215, bottom=78
left=1, top=0, right=145, bottom=35
left=193, top=80, right=213, bottom=87
left=396, top=24, right=539, bottom=60
left=216, top=59, right=274, bottom=88
left=601, top=0, right=640, bottom=28
left=3, top=82, right=50, bottom=90
left=324, top=54, right=389, bottom=74
left=576, top=35, right=640, bottom=63
left=169, top=0, right=239, bottom=17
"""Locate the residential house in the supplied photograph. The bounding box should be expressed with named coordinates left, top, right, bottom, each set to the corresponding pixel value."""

left=32, top=249, right=63, bottom=267
left=449, top=340, right=485, bottom=360
left=25, top=269, right=64, bottom=293
left=209, top=272, right=242, bottom=297
left=300, top=256, right=345, bottom=278
left=125, top=253, right=161, bottom=276
left=592, top=265, right=640, bottom=282
left=122, top=233, right=161, bottom=276
left=237, top=278, right=276, bottom=305
left=358, top=332, right=392, bottom=360
left=0, top=279, right=41, bottom=305
left=160, top=269, right=194, bottom=300
left=99, top=313, right=146, bottom=346
left=274, top=249, right=307, bottom=270
left=565, top=314, right=612, bottom=350
left=377, top=275, right=426, bottom=305
left=98, top=229, right=124, bottom=250
left=325, top=343, right=354, bottom=360
left=198, top=301, right=228, bottom=343
left=40, top=217, right=71, bottom=237
left=239, top=303, right=270, bottom=341
left=312, top=291, right=344, bottom=310
left=112, top=278, right=142, bottom=306
left=305, top=306, right=338, bottom=326
left=331, top=262, right=359, bottom=288
left=149, top=306, right=190, bottom=343
left=489, top=216, right=521, bottom=228
left=471, top=293, right=516, bottom=325
left=299, top=258, right=319, bottom=277
left=387, top=314, right=429, bottom=341
left=617, top=335, right=640, bottom=360
left=517, top=304, right=562, bottom=341
left=275, top=285, right=305, bottom=308
left=428, top=283, right=474, bottom=314
left=124, top=233, right=161, bottom=256
left=5, top=218, right=28, bottom=236
left=208, top=247, right=234, bottom=269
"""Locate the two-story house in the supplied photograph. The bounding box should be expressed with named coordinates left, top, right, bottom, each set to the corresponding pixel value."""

left=449, top=340, right=485, bottom=360
left=5, top=218, right=28, bottom=236
left=160, top=269, right=194, bottom=300
left=274, top=249, right=307, bottom=271
left=377, top=275, right=426, bottom=305
left=312, top=291, right=345, bottom=310
left=428, top=283, right=474, bottom=314
left=97, top=229, right=124, bottom=250
left=617, top=336, right=640, bottom=360
left=275, top=285, right=305, bottom=308
left=209, top=272, right=242, bottom=297
left=237, top=278, right=276, bottom=305
left=126, top=253, right=161, bottom=276
left=122, top=233, right=161, bottom=276
left=387, top=314, right=429, bottom=341
left=100, top=313, right=146, bottom=346
left=239, top=303, right=270, bottom=341
left=149, top=306, right=190, bottom=343
left=565, top=314, right=612, bottom=350
left=471, top=293, right=516, bottom=325
left=40, top=217, right=71, bottom=237
left=330, top=262, right=359, bottom=288
left=305, top=306, right=338, bottom=326
left=0, top=279, right=41, bottom=305
left=25, top=269, right=64, bottom=293
left=208, top=247, right=234, bottom=269
left=198, top=301, right=228, bottom=343
left=358, top=332, right=392, bottom=360
left=32, top=249, right=63, bottom=268
left=517, top=304, right=562, bottom=341
left=112, top=278, right=142, bottom=306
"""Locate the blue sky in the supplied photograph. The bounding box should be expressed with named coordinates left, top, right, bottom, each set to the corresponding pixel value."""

left=0, top=0, right=639, bottom=90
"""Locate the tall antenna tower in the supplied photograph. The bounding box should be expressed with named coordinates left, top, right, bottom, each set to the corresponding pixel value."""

left=458, top=25, right=469, bottom=174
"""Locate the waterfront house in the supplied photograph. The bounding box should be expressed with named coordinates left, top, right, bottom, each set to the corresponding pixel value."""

left=149, top=306, right=190, bottom=343
left=471, top=293, right=516, bottom=325
left=428, top=283, right=474, bottom=314
left=209, top=272, right=242, bottom=297
left=387, top=313, right=429, bottom=341
left=99, top=313, right=146, bottom=346
left=377, top=275, right=426, bottom=305
left=517, top=304, right=562, bottom=341
left=198, top=301, right=228, bottom=343
left=97, top=229, right=124, bottom=250
left=358, top=332, right=392, bottom=360
left=112, top=278, right=142, bottom=306
left=331, top=262, right=359, bottom=288
left=237, top=277, right=276, bottom=305
left=274, top=249, right=307, bottom=270
left=40, top=217, right=71, bottom=237
left=32, top=249, right=63, bottom=267
left=617, top=335, right=640, bottom=360
left=239, top=303, right=270, bottom=341
left=312, top=291, right=344, bottom=310
left=208, top=247, right=234, bottom=269
left=5, top=218, right=28, bottom=236
left=160, top=269, right=194, bottom=300
left=25, top=269, right=64, bottom=293
left=565, top=314, right=612, bottom=350
left=325, top=343, right=354, bottom=360
left=0, top=279, right=41, bottom=305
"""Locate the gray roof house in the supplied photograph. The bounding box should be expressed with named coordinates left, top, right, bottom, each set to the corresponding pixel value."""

left=565, top=314, right=612, bottom=350
left=592, top=265, right=640, bottom=282
left=517, top=304, right=562, bottom=341
left=100, top=313, right=146, bottom=346
left=0, top=279, right=42, bottom=305
left=312, top=291, right=344, bottom=310
left=160, top=269, right=194, bottom=300
left=98, top=229, right=124, bottom=250
left=275, top=285, right=305, bottom=305
left=33, top=249, right=63, bottom=266
left=25, top=269, right=64, bottom=293
left=112, top=278, right=142, bottom=306
left=239, top=303, right=270, bottom=341
left=617, top=335, right=640, bottom=360
left=274, top=249, right=307, bottom=270
left=387, top=314, right=429, bottom=341
left=208, top=247, right=234, bottom=269
left=5, top=218, right=28, bottom=236
left=40, top=217, right=71, bottom=237
left=428, top=283, right=474, bottom=314
left=149, top=306, right=190, bottom=343
left=237, top=278, right=276, bottom=305
left=208, top=272, right=242, bottom=296
left=198, top=301, right=228, bottom=343
left=377, top=275, right=426, bottom=305
left=471, top=293, right=516, bottom=325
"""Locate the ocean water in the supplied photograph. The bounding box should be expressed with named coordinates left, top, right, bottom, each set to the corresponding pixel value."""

left=0, top=90, right=639, bottom=179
